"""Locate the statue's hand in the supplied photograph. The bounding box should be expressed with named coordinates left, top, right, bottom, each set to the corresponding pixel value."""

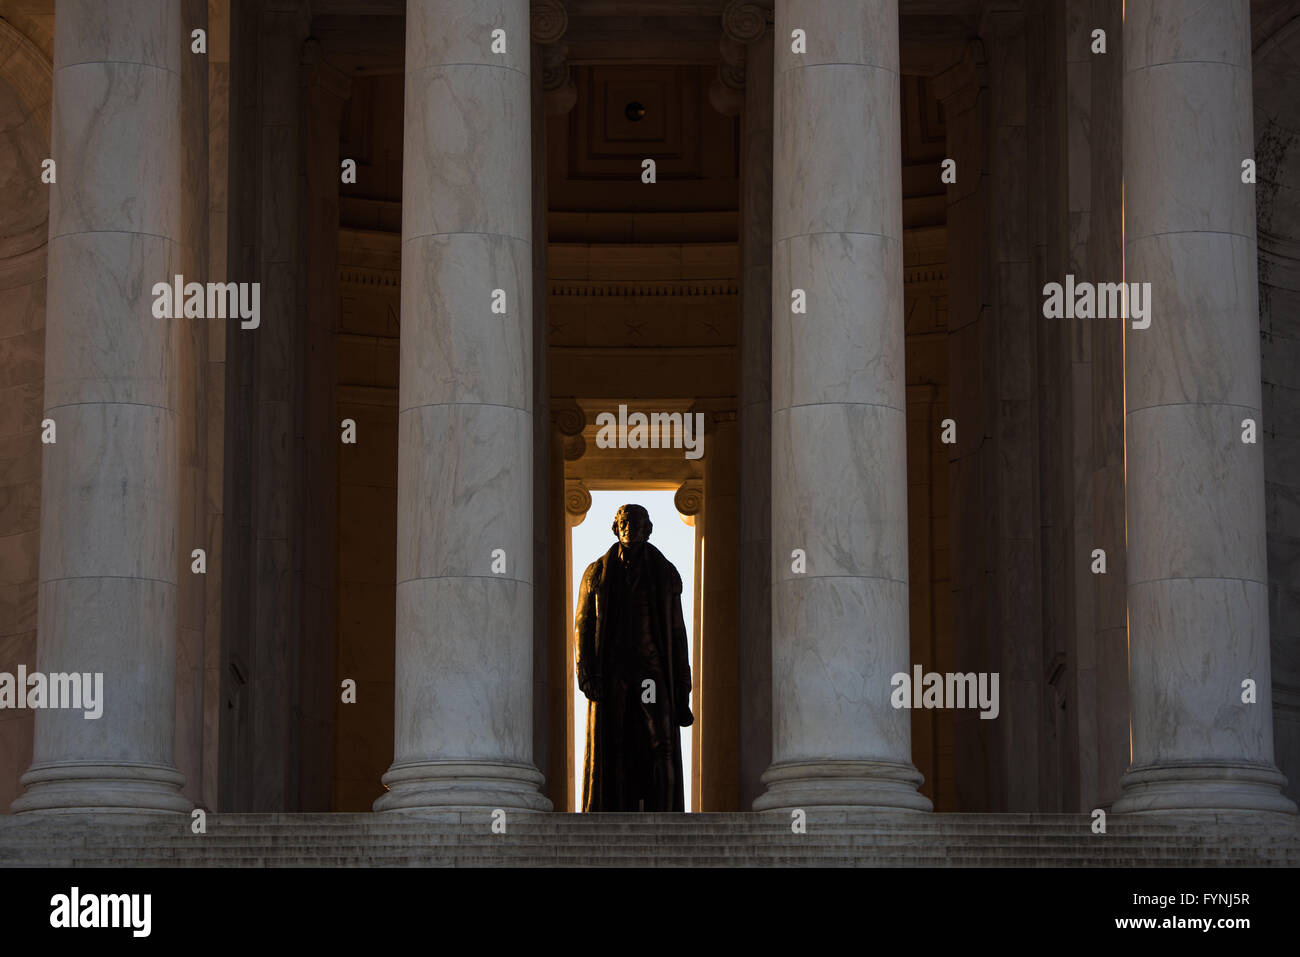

left=579, top=671, right=603, bottom=702
left=676, top=702, right=694, bottom=727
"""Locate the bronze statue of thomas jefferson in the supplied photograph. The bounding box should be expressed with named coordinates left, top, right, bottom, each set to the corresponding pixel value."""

left=576, top=503, right=693, bottom=811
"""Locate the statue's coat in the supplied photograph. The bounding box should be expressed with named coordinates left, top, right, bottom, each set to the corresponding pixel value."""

left=576, top=541, right=692, bottom=811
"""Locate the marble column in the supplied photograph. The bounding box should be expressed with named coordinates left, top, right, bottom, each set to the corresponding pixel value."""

left=204, top=0, right=232, bottom=812
left=377, top=0, right=549, bottom=811
left=674, top=478, right=704, bottom=807
left=733, top=0, right=775, bottom=812
left=565, top=475, right=592, bottom=807
left=298, top=39, right=350, bottom=810
left=701, top=410, right=740, bottom=810
left=529, top=1, right=566, bottom=811
left=1062, top=0, right=1101, bottom=812
left=13, top=0, right=189, bottom=813
left=529, top=25, right=551, bottom=818
left=0, top=18, right=51, bottom=812
left=1253, top=3, right=1300, bottom=811
left=756, top=0, right=929, bottom=811
left=175, top=0, right=210, bottom=810
left=1088, top=0, right=1130, bottom=811
left=1061, top=0, right=1097, bottom=811
left=934, top=41, right=995, bottom=811
left=548, top=400, right=586, bottom=812
left=1115, top=0, right=1294, bottom=814
left=248, top=1, right=308, bottom=811
left=986, top=4, right=1042, bottom=813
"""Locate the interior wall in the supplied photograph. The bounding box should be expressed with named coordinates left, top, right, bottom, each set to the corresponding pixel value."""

left=904, top=230, right=955, bottom=810
left=332, top=230, right=399, bottom=811
left=175, top=0, right=212, bottom=811
left=1254, top=12, right=1300, bottom=807
left=1086, top=0, right=1131, bottom=813
left=202, top=0, right=232, bottom=816
left=899, top=72, right=955, bottom=810
left=0, top=16, right=50, bottom=813
left=220, top=0, right=341, bottom=811
left=330, top=74, right=403, bottom=809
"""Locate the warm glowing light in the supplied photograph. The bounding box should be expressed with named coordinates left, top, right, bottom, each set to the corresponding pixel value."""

left=571, top=489, right=696, bottom=812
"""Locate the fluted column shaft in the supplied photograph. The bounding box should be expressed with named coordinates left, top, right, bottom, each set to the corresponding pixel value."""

left=547, top=404, right=585, bottom=812
left=1116, top=0, right=1294, bottom=814
left=1089, top=0, right=1130, bottom=812
left=298, top=42, right=350, bottom=810
left=738, top=7, right=774, bottom=812
left=14, top=0, right=189, bottom=813
left=702, top=411, right=740, bottom=809
left=755, top=0, right=929, bottom=811
left=377, top=0, right=549, bottom=811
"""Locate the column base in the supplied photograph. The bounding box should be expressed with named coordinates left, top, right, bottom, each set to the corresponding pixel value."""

left=10, top=762, right=191, bottom=814
left=1113, top=762, right=1297, bottom=815
left=752, top=760, right=933, bottom=812
left=374, top=760, right=553, bottom=812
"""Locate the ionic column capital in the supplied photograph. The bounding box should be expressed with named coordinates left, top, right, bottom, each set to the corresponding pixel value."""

left=710, top=1, right=772, bottom=115
left=551, top=399, right=587, bottom=459
left=532, top=1, right=576, bottom=114
left=550, top=398, right=585, bottom=436
left=562, top=434, right=587, bottom=461
left=530, top=0, right=569, bottom=45
left=722, top=0, right=772, bottom=45
left=565, top=479, right=593, bottom=526
left=674, top=479, right=704, bottom=526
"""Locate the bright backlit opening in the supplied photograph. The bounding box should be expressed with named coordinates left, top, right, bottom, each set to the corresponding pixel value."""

left=571, top=489, right=695, bottom=812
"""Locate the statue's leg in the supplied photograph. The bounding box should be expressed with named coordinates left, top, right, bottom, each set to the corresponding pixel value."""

left=634, top=666, right=675, bottom=811
left=609, top=676, right=632, bottom=812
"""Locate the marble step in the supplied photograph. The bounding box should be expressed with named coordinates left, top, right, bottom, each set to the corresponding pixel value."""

left=3, top=843, right=1289, bottom=857
left=4, top=844, right=1294, bottom=865
left=0, top=811, right=1256, bottom=824
left=0, top=832, right=1287, bottom=847
left=2, top=815, right=1285, bottom=832
left=4, top=813, right=1294, bottom=866
left=6, top=859, right=1291, bottom=867
left=4, top=836, right=1291, bottom=854
left=3, top=830, right=1292, bottom=843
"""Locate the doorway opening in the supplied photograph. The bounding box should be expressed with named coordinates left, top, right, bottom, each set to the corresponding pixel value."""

left=570, top=488, right=698, bottom=812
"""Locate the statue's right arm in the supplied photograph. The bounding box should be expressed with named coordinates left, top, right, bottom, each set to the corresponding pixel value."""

left=575, top=563, right=602, bottom=701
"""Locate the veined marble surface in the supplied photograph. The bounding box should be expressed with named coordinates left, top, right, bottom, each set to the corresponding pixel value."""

left=1117, top=0, right=1291, bottom=814
left=759, top=0, right=927, bottom=812
left=381, top=0, right=548, bottom=813
left=16, top=0, right=188, bottom=814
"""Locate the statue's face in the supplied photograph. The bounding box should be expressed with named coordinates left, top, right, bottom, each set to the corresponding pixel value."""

left=615, top=510, right=650, bottom=546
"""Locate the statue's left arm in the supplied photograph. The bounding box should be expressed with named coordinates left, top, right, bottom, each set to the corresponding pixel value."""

left=575, top=561, right=603, bottom=701
left=668, top=566, right=693, bottom=726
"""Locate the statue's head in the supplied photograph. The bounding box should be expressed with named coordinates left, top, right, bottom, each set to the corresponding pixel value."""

left=612, top=503, right=652, bottom=546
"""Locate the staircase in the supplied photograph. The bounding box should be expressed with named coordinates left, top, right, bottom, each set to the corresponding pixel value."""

left=2, top=811, right=1297, bottom=866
